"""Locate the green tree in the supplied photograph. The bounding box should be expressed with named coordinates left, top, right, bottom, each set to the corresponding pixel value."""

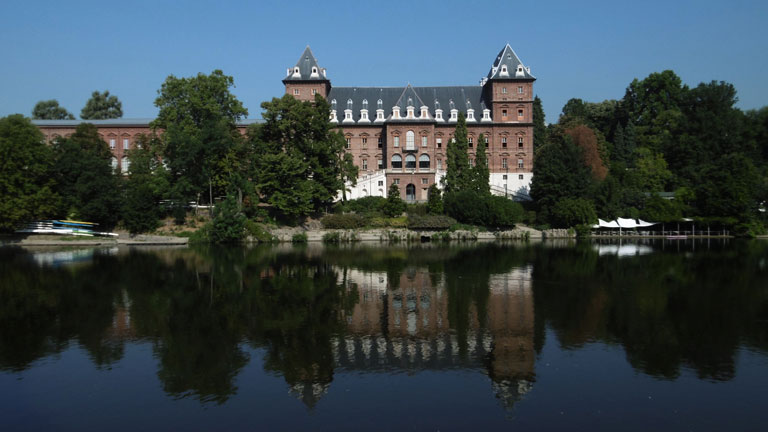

left=52, top=123, right=121, bottom=227
left=533, top=96, right=547, bottom=152
left=427, top=184, right=443, bottom=214
left=0, top=115, right=61, bottom=231
left=32, top=100, right=74, bottom=120
left=470, top=133, right=490, bottom=195
left=80, top=90, right=123, bottom=120
left=122, top=135, right=168, bottom=233
left=209, top=193, right=246, bottom=243
left=383, top=183, right=406, bottom=217
left=152, top=70, right=248, bottom=210
left=623, top=70, right=686, bottom=153
left=444, top=112, right=471, bottom=193
left=550, top=197, right=597, bottom=228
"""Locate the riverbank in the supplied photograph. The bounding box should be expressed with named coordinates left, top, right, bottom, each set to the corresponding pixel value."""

left=0, top=231, right=189, bottom=247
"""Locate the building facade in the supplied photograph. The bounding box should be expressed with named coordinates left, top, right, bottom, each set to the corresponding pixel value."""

left=283, top=45, right=536, bottom=201
left=33, top=44, right=536, bottom=201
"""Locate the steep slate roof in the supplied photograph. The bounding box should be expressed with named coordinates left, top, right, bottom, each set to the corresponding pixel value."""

left=487, top=44, right=535, bottom=80
left=283, top=45, right=328, bottom=82
left=327, top=85, right=489, bottom=121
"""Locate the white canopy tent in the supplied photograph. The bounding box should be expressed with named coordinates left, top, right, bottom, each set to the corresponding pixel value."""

left=592, top=218, right=660, bottom=234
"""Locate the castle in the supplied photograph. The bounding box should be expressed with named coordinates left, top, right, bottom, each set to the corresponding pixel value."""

left=33, top=44, right=535, bottom=201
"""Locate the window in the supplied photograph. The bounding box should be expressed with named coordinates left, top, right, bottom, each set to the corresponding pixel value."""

left=518, top=137, right=524, bottom=148
left=109, top=139, right=116, bottom=150
left=503, top=175, right=508, bottom=180
left=378, top=137, right=382, bottom=148
left=437, top=159, right=442, bottom=170
left=394, top=179, right=400, bottom=185
left=421, top=178, right=428, bottom=185
left=393, top=136, right=400, bottom=147
left=345, top=111, right=352, bottom=121
left=405, top=154, right=416, bottom=169
left=469, top=158, right=474, bottom=168
left=502, top=109, right=508, bottom=118
left=362, top=137, right=367, bottom=147
left=468, top=137, right=473, bottom=148
left=421, top=136, right=427, bottom=147
left=419, top=154, right=430, bottom=169
left=111, top=157, right=118, bottom=170
left=391, top=154, right=402, bottom=169
left=502, top=137, right=507, bottom=148
left=378, top=180, right=384, bottom=186
left=484, top=136, right=489, bottom=144
left=123, top=138, right=129, bottom=150
left=519, top=174, right=524, bottom=180
left=450, top=110, right=458, bottom=121
left=406, top=131, right=415, bottom=150
left=121, top=157, right=130, bottom=173
left=293, top=88, right=300, bottom=95
left=518, top=158, right=524, bottom=168
left=436, top=138, right=442, bottom=148
left=518, top=86, right=524, bottom=94
left=502, top=87, right=507, bottom=94
left=312, top=89, right=317, bottom=95
left=518, top=109, right=524, bottom=119
left=345, top=137, right=351, bottom=149
left=378, top=160, right=383, bottom=169
left=502, top=158, right=508, bottom=169
left=362, top=159, right=368, bottom=170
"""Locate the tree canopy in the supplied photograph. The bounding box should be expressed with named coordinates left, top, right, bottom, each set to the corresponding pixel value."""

left=32, top=100, right=75, bottom=120
left=81, top=90, right=123, bottom=120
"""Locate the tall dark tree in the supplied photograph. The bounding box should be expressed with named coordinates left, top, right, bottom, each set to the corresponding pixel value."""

left=0, top=115, right=61, bottom=231
left=122, top=134, right=168, bottom=233
left=152, top=70, right=248, bottom=209
left=52, top=123, right=121, bottom=227
left=622, top=70, right=686, bottom=152
left=80, top=90, right=123, bottom=120
left=470, top=133, right=490, bottom=195
left=444, top=112, right=471, bottom=193
left=383, top=183, right=406, bottom=217
left=532, top=96, right=547, bottom=152
left=32, top=100, right=75, bottom=120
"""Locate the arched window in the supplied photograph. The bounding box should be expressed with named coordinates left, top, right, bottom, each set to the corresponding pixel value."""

left=406, top=131, right=415, bottom=150
left=405, top=184, right=416, bottom=202
left=405, top=154, right=416, bottom=169
left=391, top=154, right=402, bottom=169
left=111, top=157, right=118, bottom=171
left=419, top=154, right=430, bottom=169
left=121, top=156, right=130, bottom=173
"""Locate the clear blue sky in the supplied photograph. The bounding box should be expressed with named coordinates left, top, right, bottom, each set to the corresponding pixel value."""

left=2, top=0, right=766, bottom=123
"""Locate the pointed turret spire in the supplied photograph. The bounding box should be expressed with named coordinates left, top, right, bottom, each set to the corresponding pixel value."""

left=284, top=45, right=328, bottom=82
left=486, top=44, right=535, bottom=80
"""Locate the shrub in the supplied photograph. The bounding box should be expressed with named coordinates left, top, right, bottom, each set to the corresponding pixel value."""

left=291, top=232, right=308, bottom=243
left=444, top=190, right=523, bottom=228
left=406, top=203, right=429, bottom=216
left=383, top=184, right=406, bottom=217
left=340, top=196, right=387, bottom=214
left=321, top=213, right=366, bottom=229
left=209, top=194, right=246, bottom=243
left=550, top=197, right=597, bottom=228
left=427, top=184, right=443, bottom=214
left=407, top=214, right=457, bottom=230
left=244, top=219, right=277, bottom=243
left=322, top=232, right=341, bottom=243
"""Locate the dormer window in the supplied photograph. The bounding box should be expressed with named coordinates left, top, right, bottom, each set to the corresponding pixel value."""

left=449, top=109, right=458, bottom=122
left=435, top=109, right=443, bottom=121
left=344, top=110, right=353, bottom=121
left=392, top=106, right=401, bottom=119
left=482, top=109, right=491, bottom=121
left=500, top=65, right=508, bottom=76
left=293, top=67, right=300, bottom=76
left=406, top=106, right=415, bottom=119
left=376, top=109, right=384, bottom=121
left=420, top=106, right=429, bottom=118
left=311, top=67, right=318, bottom=77
left=467, top=109, right=475, bottom=121
left=330, top=110, right=338, bottom=122
left=516, top=65, right=525, bottom=77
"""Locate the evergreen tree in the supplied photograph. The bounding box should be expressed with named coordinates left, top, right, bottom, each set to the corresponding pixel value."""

left=80, top=90, right=123, bottom=120
left=0, top=115, right=61, bottom=231
left=427, top=184, right=443, bottom=214
left=612, top=122, right=626, bottom=163
left=470, top=134, right=490, bottom=195
left=383, top=183, right=406, bottom=217
left=32, top=100, right=75, bottom=120
left=533, top=96, right=547, bottom=152
left=444, top=112, right=471, bottom=193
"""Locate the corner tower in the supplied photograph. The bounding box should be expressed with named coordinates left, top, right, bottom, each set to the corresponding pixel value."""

left=283, top=46, right=331, bottom=102
left=483, top=44, right=535, bottom=123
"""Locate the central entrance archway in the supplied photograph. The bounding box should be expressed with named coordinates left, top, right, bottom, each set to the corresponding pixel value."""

left=405, top=183, right=416, bottom=202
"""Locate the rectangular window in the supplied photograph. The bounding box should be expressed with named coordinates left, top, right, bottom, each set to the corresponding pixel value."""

left=293, top=88, right=300, bottom=95
left=436, top=138, right=442, bottom=148
left=468, top=137, right=473, bottom=148
left=421, top=178, right=428, bottom=185
left=518, top=137, right=524, bottom=148
left=109, top=139, right=116, bottom=150
left=394, top=136, right=399, bottom=147
left=123, top=138, right=129, bottom=150
left=362, top=137, right=367, bottom=147
left=421, top=136, right=427, bottom=147
left=502, top=137, right=507, bottom=148
left=502, top=109, right=508, bottom=118
left=518, top=158, right=524, bottom=168
left=503, top=175, right=508, bottom=180
left=519, top=174, right=524, bottom=180
left=502, top=158, right=508, bottom=169
left=518, top=109, right=524, bottom=119
left=378, top=138, right=382, bottom=148
left=469, top=159, right=474, bottom=168
left=378, top=159, right=383, bottom=169
left=394, top=179, right=400, bottom=185
left=518, top=86, right=524, bottom=94
left=312, top=89, right=317, bottom=95
left=502, top=87, right=507, bottom=94
left=437, top=160, right=442, bottom=170
left=378, top=180, right=383, bottom=186
left=362, top=159, right=368, bottom=170
left=345, top=138, right=351, bottom=149
left=484, top=136, right=489, bottom=144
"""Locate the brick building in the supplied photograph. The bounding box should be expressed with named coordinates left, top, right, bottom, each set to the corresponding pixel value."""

left=283, top=45, right=536, bottom=201
left=33, top=44, right=536, bottom=201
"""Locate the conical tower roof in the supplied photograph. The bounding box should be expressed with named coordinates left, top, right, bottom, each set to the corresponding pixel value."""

left=284, top=46, right=328, bottom=82
left=486, top=44, right=535, bottom=80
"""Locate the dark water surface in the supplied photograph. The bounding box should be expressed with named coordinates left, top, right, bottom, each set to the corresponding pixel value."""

left=1, top=240, right=767, bottom=431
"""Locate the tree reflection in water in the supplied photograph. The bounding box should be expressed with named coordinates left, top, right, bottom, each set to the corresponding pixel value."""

left=1, top=240, right=766, bottom=409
